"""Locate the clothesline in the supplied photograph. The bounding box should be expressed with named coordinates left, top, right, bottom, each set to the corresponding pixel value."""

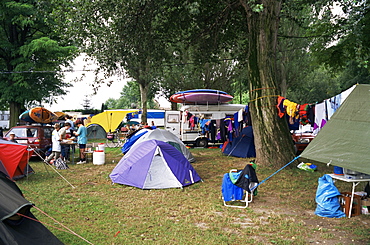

left=276, top=85, right=356, bottom=133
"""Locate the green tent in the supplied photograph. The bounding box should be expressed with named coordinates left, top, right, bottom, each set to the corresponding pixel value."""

left=87, top=124, right=107, bottom=140
left=300, top=84, right=370, bottom=175
left=0, top=171, right=63, bottom=244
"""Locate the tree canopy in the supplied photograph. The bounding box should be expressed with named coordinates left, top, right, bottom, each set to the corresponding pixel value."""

left=0, top=0, right=77, bottom=126
left=105, top=80, right=158, bottom=110
left=60, top=0, right=370, bottom=166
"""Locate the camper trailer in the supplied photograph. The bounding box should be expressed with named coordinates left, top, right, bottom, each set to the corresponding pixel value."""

left=165, top=104, right=246, bottom=147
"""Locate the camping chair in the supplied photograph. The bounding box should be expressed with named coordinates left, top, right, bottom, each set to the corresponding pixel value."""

left=222, top=165, right=259, bottom=208
left=106, top=131, right=124, bottom=147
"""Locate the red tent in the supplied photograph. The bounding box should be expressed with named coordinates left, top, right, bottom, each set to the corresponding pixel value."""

left=0, top=139, right=33, bottom=179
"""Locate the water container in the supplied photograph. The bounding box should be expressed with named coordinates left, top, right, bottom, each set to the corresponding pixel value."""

left=93, top=150, right=105, bottom=165
left=98, top=143, right=105, bottom=152
left=333, top=166, right=344, bottom=175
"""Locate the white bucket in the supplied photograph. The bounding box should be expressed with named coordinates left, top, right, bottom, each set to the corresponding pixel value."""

left=98, top=143, right=105, bottom=152
left=93, top=150, right=105, bottom=165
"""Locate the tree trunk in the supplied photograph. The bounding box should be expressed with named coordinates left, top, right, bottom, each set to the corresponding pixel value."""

left=171, top=102, right=177, bottom=111
left=139, top=82, right=149, bottom=124
left=242, top=0, right=296, bottom=167
left=9, top=101, right=22, bottom=128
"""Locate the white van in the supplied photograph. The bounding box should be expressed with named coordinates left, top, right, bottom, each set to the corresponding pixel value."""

left=165, top=104, right=246, bottom=147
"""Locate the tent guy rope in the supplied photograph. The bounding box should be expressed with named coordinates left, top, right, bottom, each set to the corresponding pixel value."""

left=31, top=147, right=76, bottom=188
left=250, top=155, right=301, bottom=192
left=18, top=206, right=94, bottom=245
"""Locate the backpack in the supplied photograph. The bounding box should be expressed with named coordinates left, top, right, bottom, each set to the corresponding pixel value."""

left=54, top=158, right=69, bottom=170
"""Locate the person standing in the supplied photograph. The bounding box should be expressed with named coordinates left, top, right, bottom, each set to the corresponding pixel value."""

left=74, top=120, right=87, bottom=164
left=65, top=115, right=76, bottom=158
left=59, top=122, right=71, bottom=161
left=64, top=115, right=75, bottom=132
left=45, top=124, right=61, bottom=164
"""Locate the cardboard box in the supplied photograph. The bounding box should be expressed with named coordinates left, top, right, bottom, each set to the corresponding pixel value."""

left=362, top=199, right=370, bottom=206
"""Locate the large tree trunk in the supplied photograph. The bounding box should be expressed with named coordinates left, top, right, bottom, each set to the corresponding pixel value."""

left=9, top=101, right=22, bottom=128
left=139, top=82, right=149, bottom=124
left=242, top=0, right=296, bottom=167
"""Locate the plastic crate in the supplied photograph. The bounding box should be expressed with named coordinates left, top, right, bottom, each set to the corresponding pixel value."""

left=339, top=192, right=362, bottom=217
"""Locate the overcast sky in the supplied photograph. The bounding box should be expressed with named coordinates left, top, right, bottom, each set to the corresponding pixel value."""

left=47, top=55, right=170, bottom=112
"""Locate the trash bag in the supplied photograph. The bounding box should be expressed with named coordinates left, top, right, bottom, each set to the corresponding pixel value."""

left=315, top=174, right=346, bottom=218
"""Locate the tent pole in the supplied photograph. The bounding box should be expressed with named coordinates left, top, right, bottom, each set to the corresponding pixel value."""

left=227, top=136, right=244, bottom=157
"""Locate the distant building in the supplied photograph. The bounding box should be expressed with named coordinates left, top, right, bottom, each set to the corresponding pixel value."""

left=0, top=111, right=10, bottom=129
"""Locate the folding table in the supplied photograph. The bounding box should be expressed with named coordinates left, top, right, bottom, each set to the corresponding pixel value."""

left=327, top=174, right=370, bottom=218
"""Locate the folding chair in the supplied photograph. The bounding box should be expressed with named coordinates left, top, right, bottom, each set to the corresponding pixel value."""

left=106, top=132, right=122, bottom=147
left=222, top=164, right=259, bottom=208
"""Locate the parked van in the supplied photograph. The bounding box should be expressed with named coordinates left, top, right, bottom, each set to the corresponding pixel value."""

left=5, top=125, right=53, bottom=157
left=165, top=104, right=246, bottom=147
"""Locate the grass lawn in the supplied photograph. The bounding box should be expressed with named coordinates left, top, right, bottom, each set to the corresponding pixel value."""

left=17, top=146, right=370, bottom=245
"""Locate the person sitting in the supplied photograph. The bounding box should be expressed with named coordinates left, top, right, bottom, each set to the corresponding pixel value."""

left=121, top=125, right=129, bottom=133
left=8, top=132, right=18, bottom=143
left=151, top=121, right=157, bottom=129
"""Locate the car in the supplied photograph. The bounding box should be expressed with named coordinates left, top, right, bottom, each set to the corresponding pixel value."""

left=292, top=129, right=315, bottom=154
left=4, top=125, right=53, bottom=158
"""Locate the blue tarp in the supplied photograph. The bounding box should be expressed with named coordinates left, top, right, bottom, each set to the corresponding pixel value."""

left=121, top=129, right=149, bottom=154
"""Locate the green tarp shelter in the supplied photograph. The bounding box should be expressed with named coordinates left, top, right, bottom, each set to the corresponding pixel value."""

left=300, top=84, right=370, bottom=175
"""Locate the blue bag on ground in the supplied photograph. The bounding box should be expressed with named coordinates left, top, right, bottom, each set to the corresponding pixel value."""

left=315, top=174, right=346, bottom=218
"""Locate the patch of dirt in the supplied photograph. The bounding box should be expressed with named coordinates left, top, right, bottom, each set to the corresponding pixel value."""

left=236, top=195, right=369, bottom=244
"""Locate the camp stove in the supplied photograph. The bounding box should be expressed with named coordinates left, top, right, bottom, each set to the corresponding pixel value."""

left=343, top=168, right=370, bottom=180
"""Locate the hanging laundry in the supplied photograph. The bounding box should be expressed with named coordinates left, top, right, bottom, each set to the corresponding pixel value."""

left=313, top=102, right=326, bottom=134
left=287, top=114, right=300, bottom=130
left=299, top=103, right=309, bottom=125
left=283, top=99, right=299, bottom=119
left=234, top=112, right=240, bottom=137
left=276, top=96, right=286, bottom=118
left=199, top=119, right=211, bottom=135
left=189, top=115, right=195, bottom=130
left=244, top=105, right=252, bottom=126
left=238, top=108, right=244, bottom=122
left=209, top=120, right=217, bottom=142
left=224, top=118, right=234, bottom=142
left=326, top=94, right=341, bottom=120
left=306, top=104, right=315, bottom=125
